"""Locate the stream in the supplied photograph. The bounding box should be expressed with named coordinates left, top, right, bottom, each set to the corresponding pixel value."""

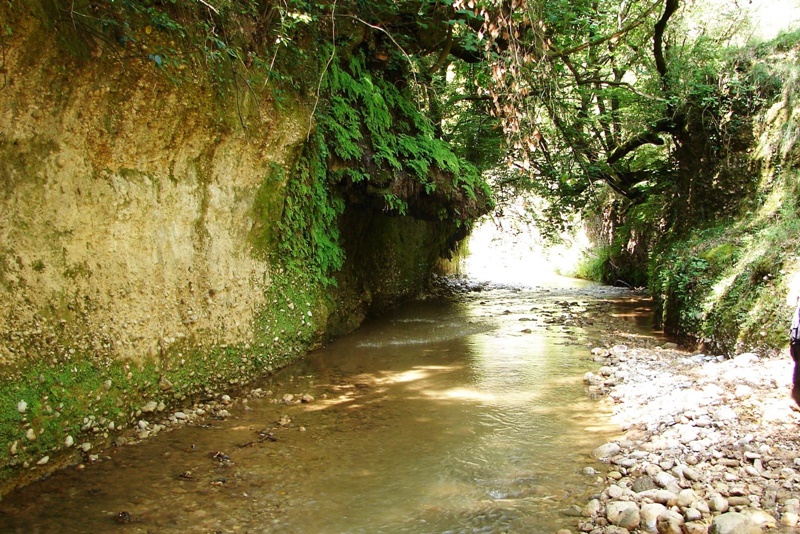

left=0, top=279, right=658, bottom=533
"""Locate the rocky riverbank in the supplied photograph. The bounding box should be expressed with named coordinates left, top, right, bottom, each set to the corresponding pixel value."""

left=562, top=312, right=800, bottom=533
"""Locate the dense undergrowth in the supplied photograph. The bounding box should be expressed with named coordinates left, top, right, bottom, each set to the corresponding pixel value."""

left=576, top=29, right=800, bottom=356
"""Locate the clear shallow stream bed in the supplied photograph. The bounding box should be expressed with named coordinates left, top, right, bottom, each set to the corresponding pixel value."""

left=0, top=280, right=657, bottom=533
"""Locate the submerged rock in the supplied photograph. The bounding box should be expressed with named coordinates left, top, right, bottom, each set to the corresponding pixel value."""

left=593, top=442, right=621, bottom=459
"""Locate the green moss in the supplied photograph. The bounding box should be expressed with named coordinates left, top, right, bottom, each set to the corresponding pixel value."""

left=700, top=243, right=737, bottom=272
left=62, top=261, right=91, bottom=280
left=248, top=164, right=288, bottom=259
left=0, top=271, right=328, bottom=488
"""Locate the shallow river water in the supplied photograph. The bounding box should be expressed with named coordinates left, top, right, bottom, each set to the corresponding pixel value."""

left=0, top=280, right=656, bottom=533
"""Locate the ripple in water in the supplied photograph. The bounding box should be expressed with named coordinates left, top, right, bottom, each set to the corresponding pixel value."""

left=0, top=285, right=638, bottom=533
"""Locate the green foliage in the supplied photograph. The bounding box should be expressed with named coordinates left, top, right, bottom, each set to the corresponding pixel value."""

left=318, top=52, right=486, bottom=206
left=276, top=131, right=345, bottom=286
left=573, top=246, right=612, bottom=282
left=647, top=163, right=800, bottom=353
left=763, top=28, right=800, bottom=53
left=249, top=164, right=288, bottom=257
left=25, top=0, right=322, bottom=99
left=652, top=252, right=711, bottom=334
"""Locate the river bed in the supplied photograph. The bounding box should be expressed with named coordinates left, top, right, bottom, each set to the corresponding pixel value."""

left=0, top=280, right=657, bottom=533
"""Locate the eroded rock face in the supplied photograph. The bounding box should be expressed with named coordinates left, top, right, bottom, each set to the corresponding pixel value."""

left=0, top=20, right=309, bottom=363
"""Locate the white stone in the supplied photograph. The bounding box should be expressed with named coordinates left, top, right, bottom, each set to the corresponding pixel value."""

left=593, top=441, right=621, bottom=459
left=17, top=400, right=27, bottom=414
left=677, top=489, right=700, bottom=508
left=732, top=352, right=759, bottom=365
left=710, top=512, right=761, bottom=534
left=640, top=503, right=666, bottom=533
left=656, top=509, right=684, bottom=534
left=684, top=507, right=703, bottom=522
left=606, top=484, right=625, bottom=499
left=708, top=493, right=730, bottom=513
left=36, top=456, right=49, bottom=465
left=742, top=508, right=777, bottom=529
left=582, top=498, right=602, bottom=518
left=638, top=489, right=678, bottom=506
left=64, top=435, right=75, bottom=447
left=781, top=512, right=799, bottom=527
left=682, top=466, right=701, bottom=481
left=655, top=471, right=681, bottom=493
left=713, top=406, right=737, bottom=421
left=606, top=501, right=640, bottom=530
left=784, top=499, right=800, bottom=515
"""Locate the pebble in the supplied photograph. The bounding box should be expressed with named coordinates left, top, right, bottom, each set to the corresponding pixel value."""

left=684, top=507, right=703, bottom=521
left=582, top=499, right=601, bottom=518
left=656, top=509, right=684, bottom=534
left=677, top=488, right=700, bottom=508
left=17, top=400, right=27, bottom=414
left=141, top=401, right=158, bottom=413
left=781, top=512, right=799, bottom=527
left=708, top=493, right=730, bottom=513
left=606, top=501, right=640, bottom=530
left=567, top=339, right=800, bottom=534
left=639, top=503, right=666, bottom=533
left=638, top=489, right=678, bottom=506
left=65, top=435, right=74, bottom=447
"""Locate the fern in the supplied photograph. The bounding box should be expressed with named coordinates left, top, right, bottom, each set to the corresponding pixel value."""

left=317, top=51, right=487, bottom=204
left=276, top=131, right=345, bottom=286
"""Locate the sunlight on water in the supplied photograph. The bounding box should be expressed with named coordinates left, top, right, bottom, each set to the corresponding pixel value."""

left=0, top=284, right=654, bottom=534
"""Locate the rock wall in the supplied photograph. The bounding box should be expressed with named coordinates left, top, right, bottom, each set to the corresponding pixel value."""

left=0, top=19, right=307, bottom=364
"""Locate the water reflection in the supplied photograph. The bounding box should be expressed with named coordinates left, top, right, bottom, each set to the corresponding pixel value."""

left=0, top=284, right=649, bottom=533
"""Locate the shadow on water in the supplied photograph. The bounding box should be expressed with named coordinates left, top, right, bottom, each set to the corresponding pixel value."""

left=0, top=283, right=659, bottom=533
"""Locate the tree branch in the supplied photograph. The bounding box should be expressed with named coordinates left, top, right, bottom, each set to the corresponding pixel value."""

left=654, top=0, right=679, bottom=87
left=577, top=78, right=669, bottom=102
left=606, top=118, right=673, bottom=165
left=429, top=25, right=454, bottom=73
left=547, top=0, right=662, bottom=60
